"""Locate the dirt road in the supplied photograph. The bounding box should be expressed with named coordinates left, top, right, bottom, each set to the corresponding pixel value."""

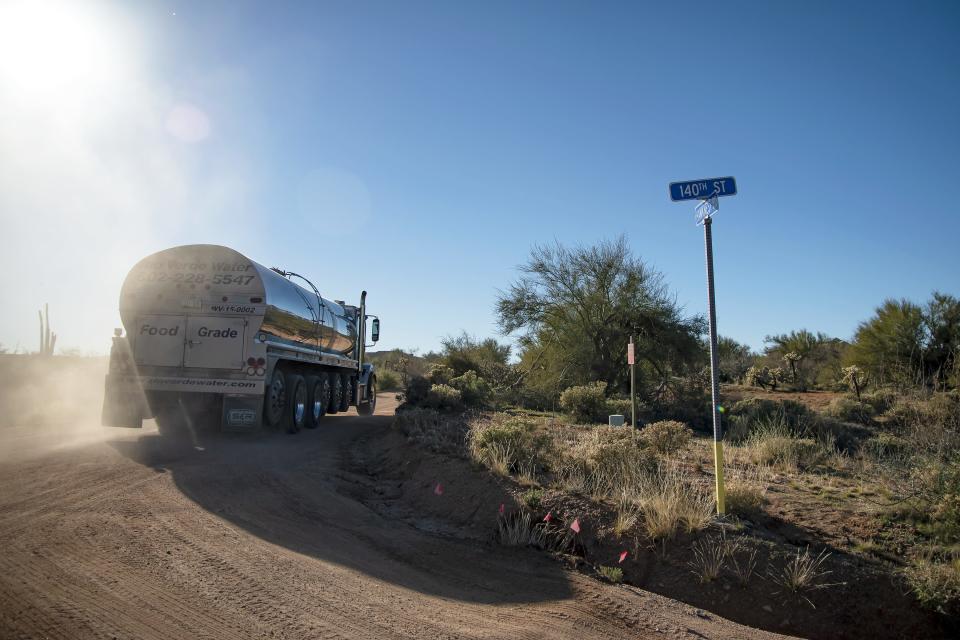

left=0, top=395, right=787, bottom=640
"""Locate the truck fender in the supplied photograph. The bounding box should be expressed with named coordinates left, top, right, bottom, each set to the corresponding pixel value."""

left=358, top=364, right=375, bottom=402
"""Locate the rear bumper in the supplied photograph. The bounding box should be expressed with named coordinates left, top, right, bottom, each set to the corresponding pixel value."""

left=113, top=374, right=264, bottom=395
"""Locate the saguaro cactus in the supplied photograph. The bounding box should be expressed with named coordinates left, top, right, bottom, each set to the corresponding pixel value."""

left=38, top=304, right=57, bottom=356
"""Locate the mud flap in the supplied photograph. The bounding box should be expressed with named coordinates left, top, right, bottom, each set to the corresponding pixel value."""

left=221, top=394, right=264, bottom=433
left=101, top=373, right=146, bottom=428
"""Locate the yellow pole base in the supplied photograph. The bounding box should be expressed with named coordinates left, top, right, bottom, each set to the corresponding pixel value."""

left=714, top=440, right=726, bottom=515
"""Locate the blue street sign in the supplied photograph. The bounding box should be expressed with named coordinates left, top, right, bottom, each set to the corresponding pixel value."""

left=669, top=177, right=737, bottom=202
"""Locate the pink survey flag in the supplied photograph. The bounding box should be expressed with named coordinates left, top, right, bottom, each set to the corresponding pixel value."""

left=618, top=550, right=629, bottom=564
left=498, top=503, right=505, bottom=515
left=434, top=482, right=443, bottom=496
left=543, top=512, right=553, bottom=523
left=570, top=518, right=581, bottom=533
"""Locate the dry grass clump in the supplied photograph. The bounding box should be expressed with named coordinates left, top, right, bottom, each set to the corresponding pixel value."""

left=688, top=530, right=741, bottom=582
left=744, top=421, right=822, bottom=471
left=769, top=547, right=835, bottom=606
left=723, top=464, right=768, bottom=516
left=558, top=427, right=657, bottom=499
left=729, top=545, right=760, bottom=585
left=495, top=510, right=576, bottom=552
left=635, top=467, right=714, bottom=540
left=640, top=420, right=693, bottom=455
left=726, top=483, right=766, bottom=516
left=612, top=492, right=641, bottom=538
left=468, top=413, right=555, bottom=477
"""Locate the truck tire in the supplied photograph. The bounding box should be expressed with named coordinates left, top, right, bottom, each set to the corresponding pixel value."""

left=339, top=374, right=353, bottom=412
left=328, top=374, right=342, bottom=414
left=304, top=373, right=330, bottom=429
left=264, top=367, right=289, bottom=430
left=357, top=376, right=376, bottom=416
left=287, top=374, right=307, bottom=433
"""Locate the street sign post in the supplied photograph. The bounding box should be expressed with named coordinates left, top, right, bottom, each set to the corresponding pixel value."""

left=669, top=176, right=737, bottom=515
left=628, top=338, right=636, bottom=428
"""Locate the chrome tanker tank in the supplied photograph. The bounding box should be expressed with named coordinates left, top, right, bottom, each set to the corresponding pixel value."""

left=119, top=244, right=357, bottom=357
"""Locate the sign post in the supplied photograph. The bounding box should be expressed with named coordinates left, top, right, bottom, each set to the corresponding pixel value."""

left=668, top=176, right=737, bottom=516
left=628, top=336, right=636, bottom=428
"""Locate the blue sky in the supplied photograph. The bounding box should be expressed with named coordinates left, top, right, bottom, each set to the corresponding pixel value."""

left=1, top=0, right=958, bottom=355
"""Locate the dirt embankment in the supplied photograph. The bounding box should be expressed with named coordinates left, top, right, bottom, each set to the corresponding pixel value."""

left=353, top=415, right=945, bottom=640
left=0, top=358, right=786, bottom=640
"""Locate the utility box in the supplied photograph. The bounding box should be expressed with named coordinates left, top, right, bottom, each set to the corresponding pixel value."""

left=608, top=414, right=625, bottom=427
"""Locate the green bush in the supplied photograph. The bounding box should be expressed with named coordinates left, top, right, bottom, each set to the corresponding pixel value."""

left=425, top=384, right=463, bottom=411
left=560, top=381, right=609, bottom=423
left=449, top=370, right=491, bottom=408
left=521, top=487, right=544, bottom=508
left=825, top=397, right=876, bottom=424
left=641, top=420, right=693, bottom=455
left=428, top=364, right=455, bottom=385
left=605, top=397, right=634, bottom=421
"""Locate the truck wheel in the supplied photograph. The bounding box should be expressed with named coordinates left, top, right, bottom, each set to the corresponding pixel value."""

left=339, top=374, right=353, bottom=412
left=328, top=373, right=342, bottom=414
left=357, top=376, right=376, bottom=416
left=287, top=374, right=307, bottom=433
left=264, top=367, right=289, bottom=430
left=304, top=373, right=330, bottom=429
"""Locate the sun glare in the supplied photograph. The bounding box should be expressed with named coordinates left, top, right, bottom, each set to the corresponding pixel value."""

left=0, top=0, right=129, bottom=106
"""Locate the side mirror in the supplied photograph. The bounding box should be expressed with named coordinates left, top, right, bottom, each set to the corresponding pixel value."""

left=371, top=318, right=380, bottom=343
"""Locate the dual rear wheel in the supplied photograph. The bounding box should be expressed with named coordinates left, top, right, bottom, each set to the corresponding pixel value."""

left=264, top=366, right=353, bottom=433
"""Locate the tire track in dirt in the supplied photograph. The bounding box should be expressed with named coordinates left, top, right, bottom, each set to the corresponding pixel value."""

left=0, top=396, right=791, bottom=639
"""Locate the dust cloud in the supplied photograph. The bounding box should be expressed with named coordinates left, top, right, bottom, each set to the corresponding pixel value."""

left=0, top=355, right=135, bottom=462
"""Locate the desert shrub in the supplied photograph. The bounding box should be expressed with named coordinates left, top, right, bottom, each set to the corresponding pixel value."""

left=641, top=420, right=693, bottom=455
left=424, top=384, right=464, bottom=411
left=378, top=369, right=401, bottom=391
left=605, top=397, right=634, bottom=421
left=726, top=483, right=766, bottom=516
left=863, top=432, right=910, bottom=461
left=469, top=414, right=555, bottom=476
left=448, top=370, right=491, bottom=408
left=427, top=364, right=455, bottom=385
left=906, top=558, right=960, bottom=617
left=560, top=427, right=657, bottom=498
left=726, top=398, right=812, bottom=442
left=393, top=407, right=467, bottom=455
left=825, top=397, right=876, bottom=424
left=560, top=381, right=608, bottom=423
left=597, top=566, right=623, bottom=583
left=862, top=389, right=897, bottom=415
left=403, top=375, right=431, bottom=406
left=521, top=487, right=544, bottom=508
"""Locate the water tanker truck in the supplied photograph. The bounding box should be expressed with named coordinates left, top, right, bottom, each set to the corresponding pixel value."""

left=101, top=244, right=380, bottom=434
